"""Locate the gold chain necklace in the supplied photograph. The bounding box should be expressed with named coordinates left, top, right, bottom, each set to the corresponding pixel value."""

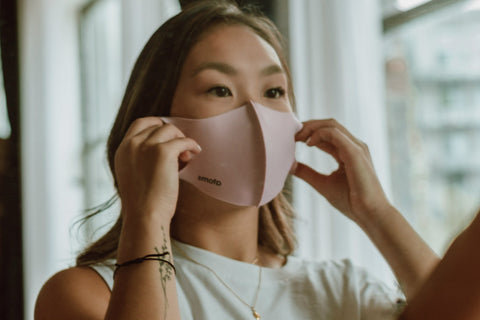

left=172, top=242, right=263, bottom=319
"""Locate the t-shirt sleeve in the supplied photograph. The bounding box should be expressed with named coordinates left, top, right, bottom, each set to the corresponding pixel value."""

left=341, top=259, right=406, bottom=320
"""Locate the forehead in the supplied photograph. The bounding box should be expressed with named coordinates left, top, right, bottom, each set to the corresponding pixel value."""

left=183, top=24, right=282, bottom=72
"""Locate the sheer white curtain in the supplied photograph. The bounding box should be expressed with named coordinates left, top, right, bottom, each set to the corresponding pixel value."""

left=20, top=0, right=179, bottom=318
left=289, top=0, right=396, bottom=285
left=21, top=1, right=85, bottom=317
left=120, top=0, right=180, bottom=83
left=0, top=49, right=10, bottom=139
left=83, top=0, right=181, bottom=239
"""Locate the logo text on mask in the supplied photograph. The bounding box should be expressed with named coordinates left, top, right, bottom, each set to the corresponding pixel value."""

left=198, top=176, right=222, bottom=186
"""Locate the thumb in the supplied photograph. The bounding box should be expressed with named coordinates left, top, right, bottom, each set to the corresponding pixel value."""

left=293, top=162, right=330, bottom=194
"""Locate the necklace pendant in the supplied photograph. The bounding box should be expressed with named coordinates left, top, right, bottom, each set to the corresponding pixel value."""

left=251, top=307, right=261, bottom=320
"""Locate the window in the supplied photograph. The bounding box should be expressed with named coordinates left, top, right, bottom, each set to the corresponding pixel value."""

left=79, top=0, right=122, bottom=239
left=78, top=0, right=180, bottom=240
left=0, top=47, right=10, bottom=139
left=384, top=0, right=480, bottom=254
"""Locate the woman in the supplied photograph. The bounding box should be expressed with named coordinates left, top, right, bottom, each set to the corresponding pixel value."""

left=35, top=1, right=439, bottom=319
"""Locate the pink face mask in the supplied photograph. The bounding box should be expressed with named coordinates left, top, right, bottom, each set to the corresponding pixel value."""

left=161, top=101, right=302, bottom=207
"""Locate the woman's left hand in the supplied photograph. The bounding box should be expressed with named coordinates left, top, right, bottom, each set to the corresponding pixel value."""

left=294, top=119, right=440, bottom=299
left=293, top=119, right=392, bottom=227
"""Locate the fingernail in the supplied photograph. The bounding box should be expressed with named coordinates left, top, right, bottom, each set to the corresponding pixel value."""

left=306, top=137, right=312, bottom=145
left=197, top=144, right=202, bottom=151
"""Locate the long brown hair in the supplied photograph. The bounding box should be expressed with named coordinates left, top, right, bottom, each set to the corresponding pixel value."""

left=76, top=0, right=297, bottom=266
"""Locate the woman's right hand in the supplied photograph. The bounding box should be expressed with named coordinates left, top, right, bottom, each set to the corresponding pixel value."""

left=114, top=117, right=202, bottom=222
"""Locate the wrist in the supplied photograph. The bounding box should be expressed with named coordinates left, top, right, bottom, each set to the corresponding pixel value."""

left=121, top=205, right=174, bottom=227
left=356, top=203, right=398, bottom=234
left=117, top=220, right=172, bottom=261
left=118, top=208, right=172, bottom=258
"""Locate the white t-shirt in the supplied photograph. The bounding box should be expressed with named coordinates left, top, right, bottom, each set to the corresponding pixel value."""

left=91, top=240, right=405, bottom=320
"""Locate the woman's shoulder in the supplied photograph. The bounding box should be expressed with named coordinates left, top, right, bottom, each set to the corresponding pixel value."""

left=34, top=266, right=111, bottom=320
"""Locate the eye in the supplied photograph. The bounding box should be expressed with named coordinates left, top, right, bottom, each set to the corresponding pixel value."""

left=207, top=86, right=232, bottom=97
left=264, top=87, right=286, bottom=99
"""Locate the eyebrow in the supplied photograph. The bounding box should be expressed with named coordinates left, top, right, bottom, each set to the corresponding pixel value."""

left=260, top=64, right=284, bottom=76
left=191, top=62, right=284, bottom=77
left=192, top=62, right=236, bottom=77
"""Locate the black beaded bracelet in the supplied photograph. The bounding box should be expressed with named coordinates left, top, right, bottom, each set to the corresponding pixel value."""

left=113, top=252, right=176, bottom=278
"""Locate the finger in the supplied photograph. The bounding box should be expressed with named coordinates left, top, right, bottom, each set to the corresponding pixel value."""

left=297, top=119, right=364, bottom=147
left=295, top=122, right=316, bottom=142
left=140, top=123, right=187, bottom=145
left=179, top=150, right=196, bottom=163
left=306, top=128, right=378, bottom=195
left=161, top=137, right=202, bottom=161
left=129, top=123, right=190, bottom=153
left=298, top=119, right=356, bottom=141
left=124, top=117, right=165, bottom=140
left=293, top=162, right=330, bottom=195
left=306, top=127, right=361, bottom=165
left=305, top=140, right=341, bottom=163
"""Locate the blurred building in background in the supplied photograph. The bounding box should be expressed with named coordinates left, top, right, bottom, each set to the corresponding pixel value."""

left=384, top=1, right=480, bottom=254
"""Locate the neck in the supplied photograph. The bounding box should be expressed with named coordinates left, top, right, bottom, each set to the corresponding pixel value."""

left=171, top=181, right=260, bottom=264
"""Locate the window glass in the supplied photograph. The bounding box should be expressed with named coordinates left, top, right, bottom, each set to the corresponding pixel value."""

left=80, top=0, right=122, bottom=238
left=0, top=47, right=11, bottom=139
left=384, top=2, right=480, bottom=254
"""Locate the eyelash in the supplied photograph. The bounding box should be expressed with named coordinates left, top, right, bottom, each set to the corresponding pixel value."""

left=207, top=86, right=232, bottom=97
left=264, top=87, right=286, bottom=99
left=207, top=86, right=286, bottom=99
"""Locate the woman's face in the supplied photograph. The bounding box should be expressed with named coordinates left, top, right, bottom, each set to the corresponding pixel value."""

left=170, top=24, right=291, bottom=118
